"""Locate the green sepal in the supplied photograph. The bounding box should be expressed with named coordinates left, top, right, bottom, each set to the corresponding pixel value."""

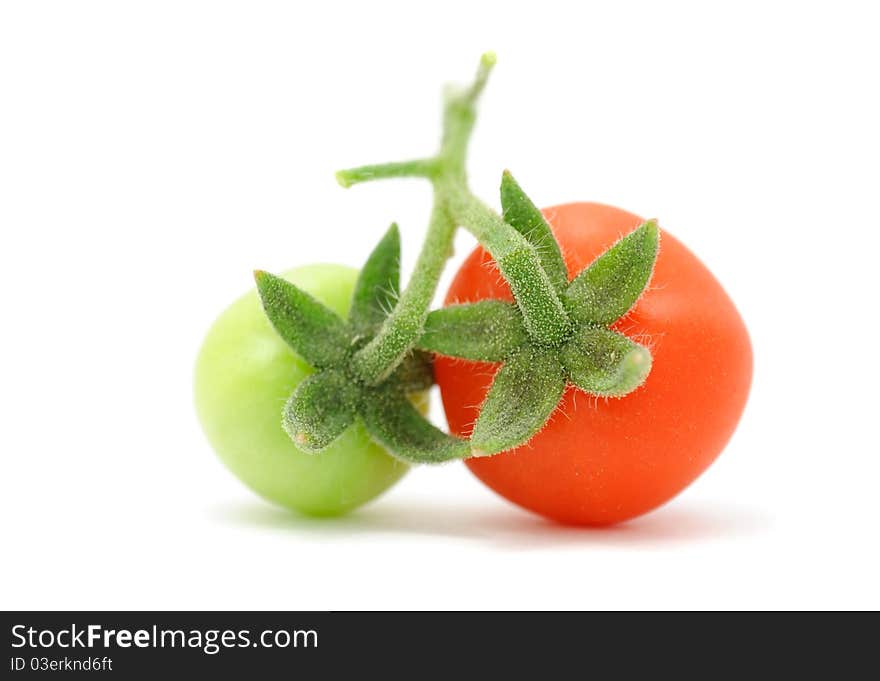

left=349, top=224, right=401, bottom=336
left=254, top=271, right=352, bottom=368
left=282, top=370, right=361, bottom=452
left=500, top=171, right=569, bottom=292
left=564, top=220, right=659, bottom=326
left=496, top=245, right=572, bottom=346
left=418, top=300, right=527, bottom=362
left=391, top=350, right=435, bottom=393
left=361, top=388, right=470, bottom=464
left=561, top=327, right=652, bottom=397
left=470, top=345, right=565, bottom=456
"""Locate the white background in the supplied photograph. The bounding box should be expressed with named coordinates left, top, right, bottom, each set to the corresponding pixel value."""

left=2, top=1, right=878, bottom=610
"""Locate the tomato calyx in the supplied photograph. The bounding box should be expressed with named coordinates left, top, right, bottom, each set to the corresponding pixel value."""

left=416, top=175, right=659, bottom=455
left=255, top=53, right=660, bottom=462
left=255, top=225, right=469, bottom=464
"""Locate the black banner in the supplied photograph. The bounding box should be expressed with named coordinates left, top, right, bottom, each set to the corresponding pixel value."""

left=2, top=611, right=875, bottom=677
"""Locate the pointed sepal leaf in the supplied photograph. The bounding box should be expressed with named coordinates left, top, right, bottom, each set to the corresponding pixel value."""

left=282, top=370, right=360, bottom=452
left=496, top=245, right=572, bottom=345
left=470, top=345, right=565, bottom=456
left=564, top=220, right=659, bottom=326
left=361, top=389, right=470, bottom=464
left=561, top=327, right=652, bottom=397
left=418, top=300, right=527, bottom=361
left=254, top=271, right=352, bottom=368
left=501, top=171, right=569, bottom=292
left=349, top=223, right=401, bottom=336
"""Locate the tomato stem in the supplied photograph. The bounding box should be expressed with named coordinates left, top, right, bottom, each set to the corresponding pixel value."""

left=351, top=200, right=456, bottom=382
left=253, top=52, right=660, bottom=462
left=335, top=159, right=438, bottom=188
left=342, top=53, right=572, bottom=384
left=443, top=190, right=571, bottom=345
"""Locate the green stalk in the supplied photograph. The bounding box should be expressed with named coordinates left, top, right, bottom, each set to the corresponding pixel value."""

left=352, top=200, right=456, bottom=382
left=443, top=190, right=571, bottom=344
left=335, top=159, right=438, bottom=188
left=342, top=53, right=571, bottom=385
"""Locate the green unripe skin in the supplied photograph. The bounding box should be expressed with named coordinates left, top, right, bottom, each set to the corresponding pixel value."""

left=194, top=264, right=409, bottom=516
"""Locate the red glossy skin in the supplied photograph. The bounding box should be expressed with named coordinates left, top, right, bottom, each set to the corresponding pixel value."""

left=435, top=202, right=753, bottom=525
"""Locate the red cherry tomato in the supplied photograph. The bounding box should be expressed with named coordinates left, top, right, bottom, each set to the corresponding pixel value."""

left=435, top=202, right=752, bottom=525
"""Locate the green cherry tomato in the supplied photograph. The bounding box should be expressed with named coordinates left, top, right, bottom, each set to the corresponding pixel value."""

left=194, top=264, right=409, bottom=516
